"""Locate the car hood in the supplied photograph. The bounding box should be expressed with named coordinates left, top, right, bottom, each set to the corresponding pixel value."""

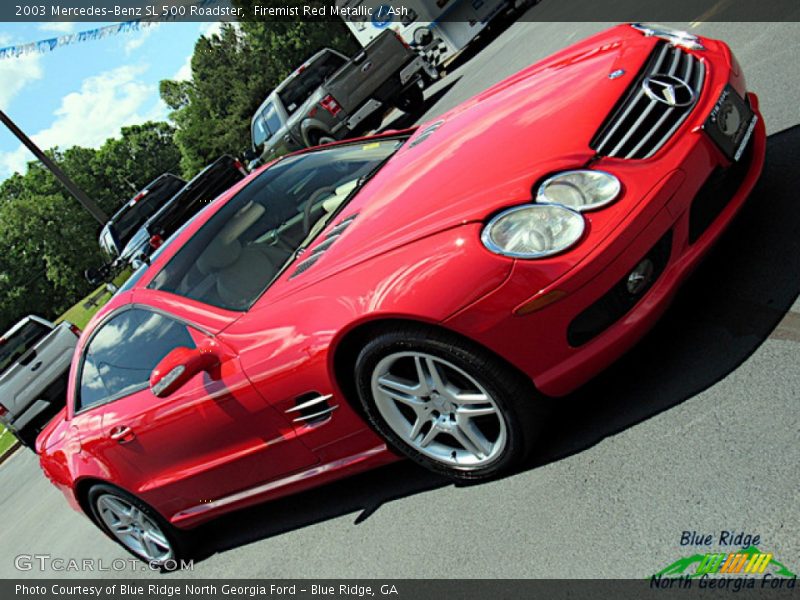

left=291, top=26, right=656, bottom=282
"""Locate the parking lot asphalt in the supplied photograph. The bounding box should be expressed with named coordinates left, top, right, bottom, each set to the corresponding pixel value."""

left=1, top=17, right=798, bottom=579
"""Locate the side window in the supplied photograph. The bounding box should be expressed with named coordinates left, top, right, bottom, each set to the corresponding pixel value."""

left=78, top=309, right=196, bottom=410
left=263, top=103, right=281, bottom=135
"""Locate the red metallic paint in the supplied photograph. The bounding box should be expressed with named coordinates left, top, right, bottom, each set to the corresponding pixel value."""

left=37, top=25, right=766, bottom=530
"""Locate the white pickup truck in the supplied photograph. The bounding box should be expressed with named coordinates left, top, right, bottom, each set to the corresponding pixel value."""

left=0, top=315, right=80, bottom=449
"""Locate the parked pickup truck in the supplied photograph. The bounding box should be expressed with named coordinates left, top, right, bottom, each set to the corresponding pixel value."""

left=116, top=155, right=247, bottom=270
left=248, top=29, right=437, bottom=166
left=87, top=173, right=187, bottom=284
left=0, top=315, right=80, bottom=449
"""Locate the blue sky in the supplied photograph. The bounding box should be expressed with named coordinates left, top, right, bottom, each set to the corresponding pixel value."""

left=0, top=20, right=221, bottom=181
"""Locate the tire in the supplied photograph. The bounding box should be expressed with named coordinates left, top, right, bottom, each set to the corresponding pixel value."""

left=354, top=326, right=543, bottom=482
left=307, top=131, right=336, bottom=147
left=393, top=84, right=425, bottom=114
left=87, top=483, right=189, bottom=570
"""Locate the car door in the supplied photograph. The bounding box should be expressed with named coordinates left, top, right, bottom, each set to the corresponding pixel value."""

left=74, top=307, right=318, bottom=518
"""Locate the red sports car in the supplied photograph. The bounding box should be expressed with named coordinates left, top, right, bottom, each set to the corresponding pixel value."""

left=37, top=24, right=765, bottom=566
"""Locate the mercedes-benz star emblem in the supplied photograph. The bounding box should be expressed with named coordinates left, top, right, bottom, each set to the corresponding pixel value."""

left=642, top=75, right=695, bottom=107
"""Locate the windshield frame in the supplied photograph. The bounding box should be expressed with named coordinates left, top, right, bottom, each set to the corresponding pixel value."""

left=147, top=135, right=408, bottom=312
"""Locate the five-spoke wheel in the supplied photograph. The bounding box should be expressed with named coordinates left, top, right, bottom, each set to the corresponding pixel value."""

left=95, top=493, right=174, bottom=563
left=88, top=483, right=186, bottom=568
left=372, top=352, right=507, bottom=469
left=356, top=327, right=540, bottom=480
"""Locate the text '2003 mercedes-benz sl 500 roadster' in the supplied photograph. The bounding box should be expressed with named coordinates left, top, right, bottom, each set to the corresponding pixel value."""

left=37, top=24, right=765, bottom=566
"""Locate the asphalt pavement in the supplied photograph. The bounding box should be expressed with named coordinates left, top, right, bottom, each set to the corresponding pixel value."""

left=0, top=17, right=798, bottom=579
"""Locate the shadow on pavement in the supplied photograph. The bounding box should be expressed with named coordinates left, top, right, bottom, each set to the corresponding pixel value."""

left=189, top=125, right=800, bottom=565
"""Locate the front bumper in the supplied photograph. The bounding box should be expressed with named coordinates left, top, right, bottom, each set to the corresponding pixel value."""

left=445, top=89, right=766, bottom=397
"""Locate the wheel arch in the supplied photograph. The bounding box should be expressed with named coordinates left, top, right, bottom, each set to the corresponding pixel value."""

left=73, top=477, right=165, bottom=525
left=300, top=119, right=335, bottom=147
left=73, top=476, right=111, bottom=523
left=329, top=316, right=538, bottom=417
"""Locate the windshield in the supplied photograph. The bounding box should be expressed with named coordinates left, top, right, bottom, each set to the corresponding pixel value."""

left=278, top=51, right=347, bottom=114
left=148, top=138, right=404, bottom=311
left=110, top=175, right=186, bottom=250
left=0, top=320, right=50, bottom=374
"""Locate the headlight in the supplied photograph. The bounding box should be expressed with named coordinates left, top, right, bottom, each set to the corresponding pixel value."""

left=631, top=23, right=704, bottom=50
left=481, top=204, right=585, bottom=259
left=536, top=170, right=621, bottom=212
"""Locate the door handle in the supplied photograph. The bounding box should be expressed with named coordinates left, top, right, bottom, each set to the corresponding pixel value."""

left=30, top=361, right=42, bottom=372
left=109, top=425, right=135, bottom=444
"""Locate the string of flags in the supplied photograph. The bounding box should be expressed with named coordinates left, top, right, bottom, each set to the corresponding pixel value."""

left=0, top=0, right=228, bottom=61
left=0, top=21, right=160, bottom=60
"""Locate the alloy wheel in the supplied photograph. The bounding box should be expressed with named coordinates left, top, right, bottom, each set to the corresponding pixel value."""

left=95, top=494, right=174, bottom=563
left=370, top=351, right=508, bottom=469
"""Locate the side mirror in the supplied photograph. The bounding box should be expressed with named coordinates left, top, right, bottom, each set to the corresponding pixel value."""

left=150, top=346, right=219, bottom=398
left=242, top=148, right=257, bottom=162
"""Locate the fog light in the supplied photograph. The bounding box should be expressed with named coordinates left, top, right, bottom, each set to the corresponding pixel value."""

left=626, top=259, right=654, bottom=295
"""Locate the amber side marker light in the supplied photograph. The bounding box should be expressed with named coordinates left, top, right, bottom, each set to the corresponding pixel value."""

left=514, top=290, right=567, bottom=316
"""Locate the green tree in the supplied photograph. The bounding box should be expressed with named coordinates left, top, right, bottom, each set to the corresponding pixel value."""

left=160, top=5, right=357, bottom=174
left=0, top=122, right=181, bottom=330
left=90, top=121, right=182, bottom=214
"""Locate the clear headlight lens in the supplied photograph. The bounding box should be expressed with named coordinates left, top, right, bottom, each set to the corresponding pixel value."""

left=481, top=204, right=585, bottom=259
left=631, top=23, right=705, bottom=50
left=536, top=170, right=621, bottom=212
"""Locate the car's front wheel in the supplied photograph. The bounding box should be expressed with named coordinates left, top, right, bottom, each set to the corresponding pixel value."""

left=87, top=484, right=187, bottom=569
left=354, top=327, right=542, bottom=481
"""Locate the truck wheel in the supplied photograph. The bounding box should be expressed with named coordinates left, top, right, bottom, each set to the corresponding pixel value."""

left=393, top=85, right=425, bottom=114
left=308, top=132, right=336, bottom=147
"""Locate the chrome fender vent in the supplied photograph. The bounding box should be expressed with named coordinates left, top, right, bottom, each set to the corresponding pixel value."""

left=286, top=393, right=337, bottom=424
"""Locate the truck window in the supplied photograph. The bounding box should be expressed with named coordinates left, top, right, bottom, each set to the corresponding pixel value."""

left=278, top=52, right=347, bottom=114
left=0, top=320, right=51, bottom=373
left=252, top=103, right=282, bottom=150
left=252, top=115, right=270, bottom=149
left=263, top=104, right=282, bottom=136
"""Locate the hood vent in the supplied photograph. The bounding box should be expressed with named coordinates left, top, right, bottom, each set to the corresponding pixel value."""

left=289, top=213, right=358, bottom=279
left=409, top=120, right=445, bottom=148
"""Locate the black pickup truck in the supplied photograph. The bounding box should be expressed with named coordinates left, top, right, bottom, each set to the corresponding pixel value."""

left=88, top=157, right=246, bottom=284
left=116, top=155, right=247, bottom=270
left=248, top=29, right=437, bottom=166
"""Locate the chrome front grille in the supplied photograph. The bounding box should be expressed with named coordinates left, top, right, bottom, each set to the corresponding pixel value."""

left=591, top=43, right=705, bottom=159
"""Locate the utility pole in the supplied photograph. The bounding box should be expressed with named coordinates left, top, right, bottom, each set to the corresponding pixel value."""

left=0, top=110, right=107, bottom=225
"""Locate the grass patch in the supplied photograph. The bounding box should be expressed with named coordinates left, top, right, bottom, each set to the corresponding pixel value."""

left=0, top=426, right=19, bottom=458
left=55, top=269, right=132, bottom=330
